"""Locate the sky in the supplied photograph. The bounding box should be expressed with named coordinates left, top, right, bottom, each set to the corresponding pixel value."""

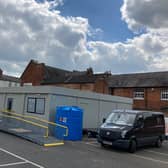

left=0, top=0, right=168, bottom=77
left=56, top=0, right=134, bottom=42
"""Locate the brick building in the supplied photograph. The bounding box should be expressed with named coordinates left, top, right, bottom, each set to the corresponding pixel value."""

left=20, top=60, right=110, bottom=94
left=21, top=60, right=168, bottom=115
left=107, top=72, right=168, bottom=115
left=0, top=69, right=20, bottom=87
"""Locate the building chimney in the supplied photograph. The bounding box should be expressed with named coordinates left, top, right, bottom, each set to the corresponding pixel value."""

left=86, top=67, right=93, bottom=76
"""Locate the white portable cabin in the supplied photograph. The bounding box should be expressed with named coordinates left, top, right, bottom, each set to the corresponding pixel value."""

left=0, top=86, right=133, bottom=130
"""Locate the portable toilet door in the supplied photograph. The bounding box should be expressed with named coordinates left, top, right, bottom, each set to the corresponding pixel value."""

left=55, top=106, right=83, bottom=141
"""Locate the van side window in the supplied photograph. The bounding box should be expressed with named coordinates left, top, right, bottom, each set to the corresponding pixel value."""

left=144, top=116, right=157, bottom=127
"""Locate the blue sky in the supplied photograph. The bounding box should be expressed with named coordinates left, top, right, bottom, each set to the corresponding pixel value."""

left=38, top=0, right=134, bottom=42
left=0, top=0, right=168, bottom=76
left=56, top=0, right=134, bottom=42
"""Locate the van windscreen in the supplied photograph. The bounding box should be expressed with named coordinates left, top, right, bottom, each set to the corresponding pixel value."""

left=106, top=112, right=136, bottom=126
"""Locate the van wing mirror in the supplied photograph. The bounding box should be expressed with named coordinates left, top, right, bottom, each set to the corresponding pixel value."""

left=102, top=118, right=106, bottom=123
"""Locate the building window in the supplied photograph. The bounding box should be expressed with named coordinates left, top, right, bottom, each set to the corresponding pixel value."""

left=161, top=89, right=168, bottom=100
left=133, top=89, right=144, bottom=100
left=27, top=97, right=45, bottom=114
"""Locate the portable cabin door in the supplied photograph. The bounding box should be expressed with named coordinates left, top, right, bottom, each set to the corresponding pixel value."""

left=77, top=98, right=99, bottom=130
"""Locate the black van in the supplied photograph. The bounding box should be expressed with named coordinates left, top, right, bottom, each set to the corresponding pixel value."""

left=97, top=110, right=165, bottom=153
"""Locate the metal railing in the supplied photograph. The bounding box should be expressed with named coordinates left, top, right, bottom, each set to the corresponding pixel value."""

left=0, top=113, right=49, bottom=137
left=0, top=110, right=68, bottom=138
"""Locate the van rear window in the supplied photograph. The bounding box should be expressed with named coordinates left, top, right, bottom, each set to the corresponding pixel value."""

left=156, top=116, right=164, bottom=125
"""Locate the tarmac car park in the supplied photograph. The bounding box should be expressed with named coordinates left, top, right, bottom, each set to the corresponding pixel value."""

left=1, top=131, right=168, bottom=168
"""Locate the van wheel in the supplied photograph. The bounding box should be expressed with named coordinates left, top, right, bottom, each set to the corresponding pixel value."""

left=100, top=142, right=106, bottom=148
left=155, top=138, right=162, bottom=148
left=129, top=140, right=136, bottom=153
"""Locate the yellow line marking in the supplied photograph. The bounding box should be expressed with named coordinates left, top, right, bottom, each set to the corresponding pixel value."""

left=44, top=142, right=64, bottom=147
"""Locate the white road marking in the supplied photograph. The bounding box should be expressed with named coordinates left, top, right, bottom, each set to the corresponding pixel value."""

left=144, top=150, right=168, bottom=157
left=84, top=141, right=168, bottom=165
left=84, top=141, right=100, bottom=147
left=0, top=148, right=45, bottom=168
left=0, top=161, right=27, bottom=167
left=133, top=154, right=168, bottom=165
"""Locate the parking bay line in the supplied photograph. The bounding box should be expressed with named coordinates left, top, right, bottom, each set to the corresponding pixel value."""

left=86, top=142, right=168, bottom=154
left=0, top=148, right=45, bottom=168
left=133, top=154, right=168, bottom=165
left=84, top=141, right=100, bottom=147
left=84, top=142, right=168, bottom=165
left=0, top=161, right=28, bottom=167
left=85, top=142, right=168, bottom=155
left=144, top=149, right=168, bottom=157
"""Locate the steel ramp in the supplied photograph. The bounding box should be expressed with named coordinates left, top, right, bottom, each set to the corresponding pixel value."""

left=0, top=121, right=64, bottom=147
left=0, top=111, right=67, bottom=147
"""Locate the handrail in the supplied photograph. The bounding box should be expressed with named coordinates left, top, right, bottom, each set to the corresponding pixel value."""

left=0, top=110, right=68, bottom=137
left=0, top=113, right=49, bottom=137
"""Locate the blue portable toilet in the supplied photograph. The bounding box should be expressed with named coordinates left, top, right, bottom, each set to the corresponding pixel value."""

left=55, top=106, right=83, bottom=141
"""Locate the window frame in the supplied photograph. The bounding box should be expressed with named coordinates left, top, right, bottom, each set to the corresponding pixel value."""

left=133, top=88, right=145, bottom=100
left=161, top=89, right=168, bottom=101
left=27, top=97, right=45, bottom=115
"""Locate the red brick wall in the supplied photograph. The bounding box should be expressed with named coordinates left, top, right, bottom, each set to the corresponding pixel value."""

left=94, top=79, right=109, bottom=94
left=133, top=100, right=146, bottom=110
left=81, top=84, right=95, bottom=91
left=111, top=87, right=168, bottom=115
left=21, top=61, right=45, bottom=86
left=47, top=78, right=109, bottom=94
left=146, top=88, right=160, bottom=110
left=45, top=79, right=108, bottom=94
left=113, top=88, right=133, bottom=98
left=49, top=83, right=95, bottom=92
left=55, top=84, right=81, bottom=90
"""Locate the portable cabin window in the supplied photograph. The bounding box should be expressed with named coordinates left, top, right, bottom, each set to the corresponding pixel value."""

left=161, top=89, right=168, bottom=100
left=27, top=98, right=45, bottom=114
left=133, top=89, right=144, bottom=100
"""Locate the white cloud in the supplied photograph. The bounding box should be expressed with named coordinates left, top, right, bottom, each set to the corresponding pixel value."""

left=0, top=0, right=168, bottom=77
left=87, top=40, right=149, bottom=73
left=120, top=0, right=168, bottom=72
left=121, top=0, right=168, bottom=32
left=0, top=0, right=90, bottom=75
left=87, top=26, right=168, bottom=73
